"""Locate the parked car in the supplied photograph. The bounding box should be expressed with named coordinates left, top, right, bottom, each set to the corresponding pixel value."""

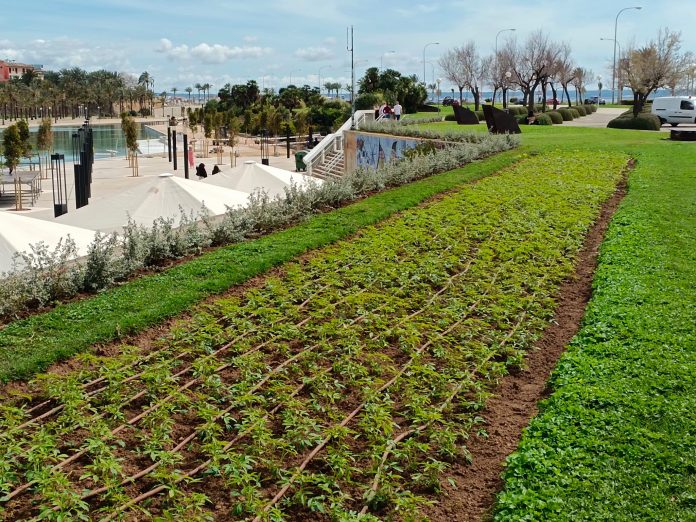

left=584, top=96, right=606, bottom=105
left=651, top=96, right=696, bottom=126
left=546, top=98, right=561, bottom=105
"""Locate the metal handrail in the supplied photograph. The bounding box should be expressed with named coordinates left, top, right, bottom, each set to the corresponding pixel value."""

left=304, top=109, right=374, bottom=175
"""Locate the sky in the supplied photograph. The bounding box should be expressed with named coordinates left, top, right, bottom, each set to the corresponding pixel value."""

left=2, top=0, right=695, bottom=95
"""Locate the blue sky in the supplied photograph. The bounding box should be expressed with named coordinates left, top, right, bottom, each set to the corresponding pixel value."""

left=2, top=0, right=694, bottom=93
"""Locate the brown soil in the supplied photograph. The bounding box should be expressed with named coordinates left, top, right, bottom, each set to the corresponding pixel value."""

left=423, top=171, right=629, bottom=522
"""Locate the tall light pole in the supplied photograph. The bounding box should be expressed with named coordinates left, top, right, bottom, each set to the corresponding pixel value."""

left=318, top=65, right=331, bottom=94
left=495, top=29, right=515, bottom=104
left=495, top=28, right=516, bottom=57
left=381, top=50, right=396, bottom=72
left=423, top=42, right=439, bottom=86
left=601, top=38, right=622, bottom=102
left=612, top=6, right=642, bottom=104
left=347, top=25, right=355, bottom=129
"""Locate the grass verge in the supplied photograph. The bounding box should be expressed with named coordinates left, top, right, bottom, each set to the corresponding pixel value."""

left=493, top=129, right=696, bottom=519
left=0, top=151, right=519, bottom=383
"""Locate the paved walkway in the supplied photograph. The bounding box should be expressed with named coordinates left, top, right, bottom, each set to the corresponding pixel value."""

left=0, top=130, right=301, bottom=219
left=561, top=107, right=625, bottom=128
left=560, top=106, right=696, bottom=132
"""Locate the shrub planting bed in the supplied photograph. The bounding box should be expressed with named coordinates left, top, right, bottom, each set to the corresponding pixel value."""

left=0, top=150, right=626, bottom=521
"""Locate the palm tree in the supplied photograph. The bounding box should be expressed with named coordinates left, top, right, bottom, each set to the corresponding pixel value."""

left=171, top=86, right=178, bottom=99
left=202, top=83, right=211, bottom=103
left=185, top=87, right=192, bottom=102
left=160, top=91, right=167, bottom=117
left=194, top=83, right=203, bottom=103
left=138, top=71, right=151, bottom=88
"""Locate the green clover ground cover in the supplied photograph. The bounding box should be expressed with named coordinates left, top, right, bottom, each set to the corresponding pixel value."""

left=494, top=134, right=696, bottom=520
left=0, top=150, right=518, bottom=384
left=0, top=151, right=625, bottom=520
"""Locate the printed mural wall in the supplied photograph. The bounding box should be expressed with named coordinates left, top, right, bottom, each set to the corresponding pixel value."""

left=344, top=131, right=422, bottom=172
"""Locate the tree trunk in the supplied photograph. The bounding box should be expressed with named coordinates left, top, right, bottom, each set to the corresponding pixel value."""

left=563, top=84, right=572, bottom=107
left=472, top=87, right=480, bottom=111
left=541, top=81, right=548, bottom=112
left=459, top=87, right=464, bottom=103
left=550, top=84, right=559, bottom=110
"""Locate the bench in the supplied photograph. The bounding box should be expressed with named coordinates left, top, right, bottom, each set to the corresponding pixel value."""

left=670, top=129, right=696, bottom=141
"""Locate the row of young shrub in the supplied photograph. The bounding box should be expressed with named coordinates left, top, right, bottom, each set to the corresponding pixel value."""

left=438, top=103, right=597, bottom=126
left=509, top=104, right=597, bottom=126
left=0, top=133, right=519, bottom=320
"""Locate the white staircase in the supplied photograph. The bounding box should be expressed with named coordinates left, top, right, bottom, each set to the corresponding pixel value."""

left=303, top=110, right=374, bottom=179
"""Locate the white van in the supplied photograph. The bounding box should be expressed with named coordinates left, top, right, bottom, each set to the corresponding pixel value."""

left=651, top=96, right=696, bottom=126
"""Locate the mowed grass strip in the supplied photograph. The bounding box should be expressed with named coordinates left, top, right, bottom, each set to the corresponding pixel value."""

left=0, top=151, right=519, bottom=383
left=494, top=136, right=696, bottom=519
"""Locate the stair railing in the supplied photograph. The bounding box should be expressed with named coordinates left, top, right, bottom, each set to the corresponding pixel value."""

left=304, top=109, right=374, bottom=176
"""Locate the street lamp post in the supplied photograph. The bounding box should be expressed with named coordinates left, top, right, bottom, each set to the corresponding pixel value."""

left=612, top=6, right=642, bottom=104
left=381, top=50, right=396, bottom=72
left=503, top=71, right=512, bottom=108
left=318, top=65, right=331, bottom=94
left=495, top=29, right=515, bottom=104
left=495, top=28, right=516, bottom=58
left=422, top=42, right=439, bottom=86
left=601, top=38, right=622, bottom=101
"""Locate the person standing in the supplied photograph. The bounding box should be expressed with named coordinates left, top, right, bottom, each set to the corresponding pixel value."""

left=393, top=100, right=402, bottom=121
left=188, top=145, right=195, bottom=169
left=383, top=103, right=392, bottom=120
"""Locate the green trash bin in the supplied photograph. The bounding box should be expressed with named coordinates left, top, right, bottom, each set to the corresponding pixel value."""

left=295, top=150, right=308, bottom=172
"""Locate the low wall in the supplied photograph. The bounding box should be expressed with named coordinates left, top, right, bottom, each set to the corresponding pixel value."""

left=344, top=131, right=426, bottom=173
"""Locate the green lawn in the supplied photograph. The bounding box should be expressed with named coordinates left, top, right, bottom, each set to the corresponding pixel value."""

left=489, top=127, right=696, bottom=520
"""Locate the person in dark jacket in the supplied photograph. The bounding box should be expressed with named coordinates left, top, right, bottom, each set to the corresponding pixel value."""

left=196, top=163, right=207, bottom=179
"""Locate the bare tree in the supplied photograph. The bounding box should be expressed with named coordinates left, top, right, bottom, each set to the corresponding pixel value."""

left=509, top=30, right=553, bottom=112
left=439, top=48, right=467, bottom=103
left=487, top=51, right=507, bottom=107
left=458, top=42, right=487, bottom=110
left=439, top=42, right=487, bottom=109
left=555, top=44, right=576, bottom=107
left=540, top=44, right=567, bottom=110
left=571, top=67, right=592, bottom=106
left=621, top=28, right=683, bottom=116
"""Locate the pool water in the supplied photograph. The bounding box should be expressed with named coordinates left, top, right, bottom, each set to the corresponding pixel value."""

left=1, top=123, right=163, bottom=163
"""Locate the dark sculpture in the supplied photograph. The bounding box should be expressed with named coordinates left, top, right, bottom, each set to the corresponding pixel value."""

left=482, top=104, right=521, bottom=134
left=452, top=104, right=479, bottom=125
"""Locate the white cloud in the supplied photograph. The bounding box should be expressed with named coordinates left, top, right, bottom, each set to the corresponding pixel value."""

left=0, top=37, right=131, bottom=70
left=243, top=35, right=259, bottom=43
left=294, top=46, right=334, bottom=61
left=156, top=38, right=271, bottom=63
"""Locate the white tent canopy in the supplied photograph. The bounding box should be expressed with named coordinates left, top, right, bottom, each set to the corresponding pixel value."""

left=55, top=173, right=250, bottom=233
left=0, top=211, right=97, bottom=273
left=202, top=160, right=322, bottom=198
